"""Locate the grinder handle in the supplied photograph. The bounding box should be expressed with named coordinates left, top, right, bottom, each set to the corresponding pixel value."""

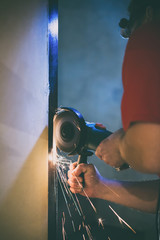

left=77, top=153, right=89, bottom=188
left=77, top=150, right=93, bottom=164
left=77, top=155, right=87, bottom=164
left=85, top=123, right=130, bottom=171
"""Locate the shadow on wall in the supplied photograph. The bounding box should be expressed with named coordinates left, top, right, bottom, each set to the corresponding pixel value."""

left=0, top=127, right=48, bottom=240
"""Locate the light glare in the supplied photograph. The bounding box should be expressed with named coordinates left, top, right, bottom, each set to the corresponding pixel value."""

left=49, top=15, right=58, bottom=39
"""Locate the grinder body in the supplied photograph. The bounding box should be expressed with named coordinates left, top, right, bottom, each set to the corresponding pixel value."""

left=85, top=122, right=112, bottom=151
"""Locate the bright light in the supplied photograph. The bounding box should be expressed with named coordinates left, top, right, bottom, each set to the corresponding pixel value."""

left=48, top=150, right=53, bottom=162
left=49, top=14, right=58, bottom=39
left=98, top=218, right=104, bottom=229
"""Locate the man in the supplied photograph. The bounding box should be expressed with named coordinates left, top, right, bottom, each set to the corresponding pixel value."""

left=68, top=0, right=160, bottom=225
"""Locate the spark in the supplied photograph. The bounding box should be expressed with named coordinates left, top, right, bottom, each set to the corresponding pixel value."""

left=101, top=182, right=120, bottom=198
left=74, top=174, right=97, bottom=213
left=57, top=165, right=82, bottom=216
left=57, top=171, right=72, bottom=217
left=54, top=152, right=97, bottom=240
left=83, top=234, right=86, bottom=240
left=62, top=212, right=66, bottom=240
left=109, top=205, right=136, bottom=234
left=98, top=218, right=104, bottom=229
left=72, top=220, right=76, bottom=232
left=82, top=188, right=97, bottom=213
left=52, top=139, right=112, bottom=239
left=56, top=154, right=72, bottom=167
left=75, top=193, right=84, bottom=216
left=85, top=225, right=93, bottom=240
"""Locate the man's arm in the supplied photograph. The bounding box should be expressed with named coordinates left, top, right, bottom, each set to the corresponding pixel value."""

left=96, top=123, right=160, bottom=174
left=68, top=162, right=159, bottom=213
left=120, top=123, right=160, bottom=173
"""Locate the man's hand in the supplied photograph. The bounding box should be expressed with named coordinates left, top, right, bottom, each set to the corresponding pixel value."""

left=68, top=162, right=102, bottom=198
left=95, top=128, right=126, bottom=168
left=67, top=161, right=159, bottom=213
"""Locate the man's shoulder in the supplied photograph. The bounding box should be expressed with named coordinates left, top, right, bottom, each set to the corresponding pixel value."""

left=127, top=21, right=160, bottom=51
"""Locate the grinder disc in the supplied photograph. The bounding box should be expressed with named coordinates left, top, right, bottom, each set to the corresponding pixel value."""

left=54, top=108, right=86, bottom=155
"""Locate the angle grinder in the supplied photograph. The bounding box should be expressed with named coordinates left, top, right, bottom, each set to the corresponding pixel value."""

left=54, top=107, right=129, bottom=170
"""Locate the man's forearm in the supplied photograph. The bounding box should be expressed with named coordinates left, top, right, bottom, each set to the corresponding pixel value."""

left=98, top=177, right=159, bottom=213
left=119, top=123, right=160, bottom=174
left=68, top=162, right=159, bottom=213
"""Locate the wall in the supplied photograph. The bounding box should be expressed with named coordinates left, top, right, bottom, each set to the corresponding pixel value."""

left=0, top=0, right=48, bottom=239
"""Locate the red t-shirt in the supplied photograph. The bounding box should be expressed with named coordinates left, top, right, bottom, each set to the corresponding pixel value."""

left=121, top=21, right=160, bottom=131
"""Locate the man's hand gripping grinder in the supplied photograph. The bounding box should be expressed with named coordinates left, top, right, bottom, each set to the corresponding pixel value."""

left=54, top=107, right=129, bottom=170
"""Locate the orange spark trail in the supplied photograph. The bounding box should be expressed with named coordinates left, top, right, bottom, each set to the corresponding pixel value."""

left=74, top=174, right=97, bottom=213
left=109, top=205, right=136, bottom=234
left=101, top=182, right=120, bottom=198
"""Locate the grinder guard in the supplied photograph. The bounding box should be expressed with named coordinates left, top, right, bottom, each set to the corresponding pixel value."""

left=54, top=107, right=112, bottom=156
